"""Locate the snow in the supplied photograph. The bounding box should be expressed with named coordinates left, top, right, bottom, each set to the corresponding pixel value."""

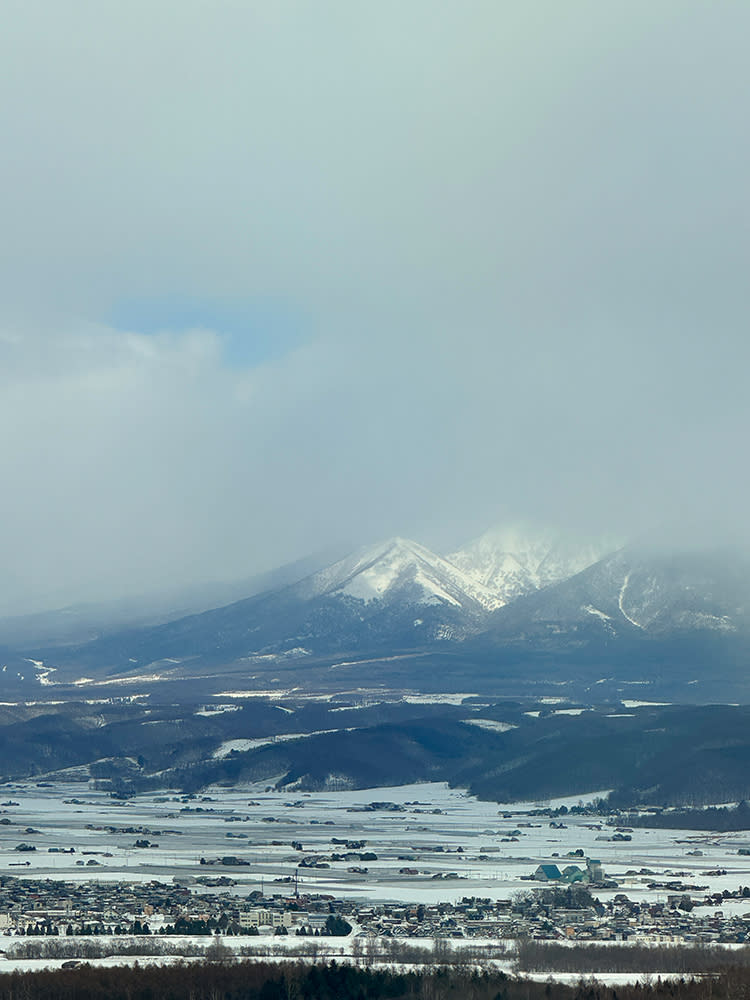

left=215, top=689, right=299, bottom=699
left=449, top=524, right=617, bottom=606
left=300, top=537, right=504, bottom=611
left=462, top=719, right=517, bottom=733
left=0, top=779, right=749, bottom=921
left=25, top=659, right=58, bottom=686
left=213, top=727, right=361, bottom=758
left=328, top=653, right=429, bottom=670
left=583, top=605, right=613, bottom=622
left=678, top=613, right=735, bottom=632
left=343, top=564, right=458, bottom=607
left=621, top=700, right=672, bottom=709
left=402, top=693, right=477, bottom=706
left=618, top=573, right=644, bottom=629
left=195, top=704, right=241, bottom=717
left=522, top=973, right=694, bottom=986
left=72, top=673, right=166, bottom=687
left=212, top=739, right=270, bottom=757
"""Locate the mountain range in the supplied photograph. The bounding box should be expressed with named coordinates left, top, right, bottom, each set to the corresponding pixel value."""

left=1, top=524, right=749, bottom=800
left=19, top=527, right=607, bottom=675
left=0, top=523, right=741, bottom=705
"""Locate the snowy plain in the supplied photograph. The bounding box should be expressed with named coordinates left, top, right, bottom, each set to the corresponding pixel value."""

left=0, top=780, right=748, bottom=909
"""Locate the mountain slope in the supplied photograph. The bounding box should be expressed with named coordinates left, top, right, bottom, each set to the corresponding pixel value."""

left=449, top=524, right=616, bottom=606
left=297, top=537, right=502, bottom=610
left=484, top=544, right=750, bottom=640
left=0, top=547, right=344, bottom=648
left=24, top=533, right=750, bottom=702
left=35, top=537, right=503, bottom=677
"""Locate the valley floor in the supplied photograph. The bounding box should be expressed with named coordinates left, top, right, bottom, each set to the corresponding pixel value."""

left=0, top=778, right=748, bottom=973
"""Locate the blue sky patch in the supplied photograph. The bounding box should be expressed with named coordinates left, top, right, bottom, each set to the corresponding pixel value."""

left=108, top=298, right=307, bottom=368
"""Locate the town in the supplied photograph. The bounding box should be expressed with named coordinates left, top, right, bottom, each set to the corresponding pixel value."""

left=0, top=779, right=749, bottom=966
left=0, top=861, right=749, bottom=956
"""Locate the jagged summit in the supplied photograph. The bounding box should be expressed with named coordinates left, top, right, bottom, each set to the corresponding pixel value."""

left=13, top=525, right=750, bottom=697
left=448, top=523, right=618, bottom=606
left=297, top=536, right=503, bottom=611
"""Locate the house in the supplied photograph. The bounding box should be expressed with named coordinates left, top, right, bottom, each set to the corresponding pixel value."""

left=534, top=864, right=562, bottom=881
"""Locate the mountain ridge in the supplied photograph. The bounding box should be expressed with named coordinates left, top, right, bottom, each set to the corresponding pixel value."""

left=294, top=536, right=503, bottom=610
left=20, top=527, right=613, bottom=679
left=483, top=544, right=750, bottom=641
left=9, top=528, right=750, bottom=705
left=448, top=523, right=616, bottom=605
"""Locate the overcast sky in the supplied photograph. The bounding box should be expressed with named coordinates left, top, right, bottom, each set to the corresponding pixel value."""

left=1, top=1, right=748, bottom=614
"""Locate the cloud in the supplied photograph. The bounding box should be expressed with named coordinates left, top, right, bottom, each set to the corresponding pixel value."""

left=0, top=2, right=749, bottom=612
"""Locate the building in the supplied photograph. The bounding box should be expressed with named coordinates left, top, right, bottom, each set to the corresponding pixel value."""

left=534, top=864, right=562, bottom=881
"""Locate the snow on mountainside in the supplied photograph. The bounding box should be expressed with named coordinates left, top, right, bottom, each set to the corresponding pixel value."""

left=484, top=544, right=750, bottom=639
left=23, top=529, right=750, bottom=685
left=448, top=524, right=617, bottom=607
left=37, top=537, right=505, bottom=673
left=296, top=537, right=504, bottom=611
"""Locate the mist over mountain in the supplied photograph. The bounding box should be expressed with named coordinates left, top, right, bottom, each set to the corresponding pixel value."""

left=1, top=3, right=749, bottom=811
left=0, top=521, right=747, bottom=802
left=0, top=523, right=741, bottom=708
left=449, top=524, right=617, bottom=605
left=17, top=528, right=526, bottom=675
left=1, top=4, right=750, bottom=619
left=0, top=546, right=344, bottom=648
left=484, top=543, right=750, bottom=639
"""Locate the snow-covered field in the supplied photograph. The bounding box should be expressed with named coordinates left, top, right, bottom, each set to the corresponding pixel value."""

left=0, top=780, right=749, bottom=908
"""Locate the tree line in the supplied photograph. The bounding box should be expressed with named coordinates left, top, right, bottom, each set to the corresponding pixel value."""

left=621, top=800, right=750, bottom=831
left=2, top=957, right=750, bottom=1000
left=515, top=940, right=750, bottom=974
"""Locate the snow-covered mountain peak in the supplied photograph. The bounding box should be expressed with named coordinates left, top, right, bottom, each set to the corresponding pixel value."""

left=448, top=523, right=619, bottom=606
left=300, top=536, right=503, bottom=611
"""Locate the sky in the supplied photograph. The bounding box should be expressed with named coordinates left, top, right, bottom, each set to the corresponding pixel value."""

left=0, top=1, right=749, bottom=615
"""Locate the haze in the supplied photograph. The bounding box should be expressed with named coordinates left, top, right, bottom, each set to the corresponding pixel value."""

left=1, top=2, right=748, bottom=615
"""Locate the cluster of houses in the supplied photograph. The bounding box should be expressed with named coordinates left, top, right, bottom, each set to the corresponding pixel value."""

left=0, top=875, right=337, bottom=938
left=338, top=890, right=750, bottom=945
left=506, top=888, right=750, bottom=944
left=0, top=866, right=749, bottom=946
